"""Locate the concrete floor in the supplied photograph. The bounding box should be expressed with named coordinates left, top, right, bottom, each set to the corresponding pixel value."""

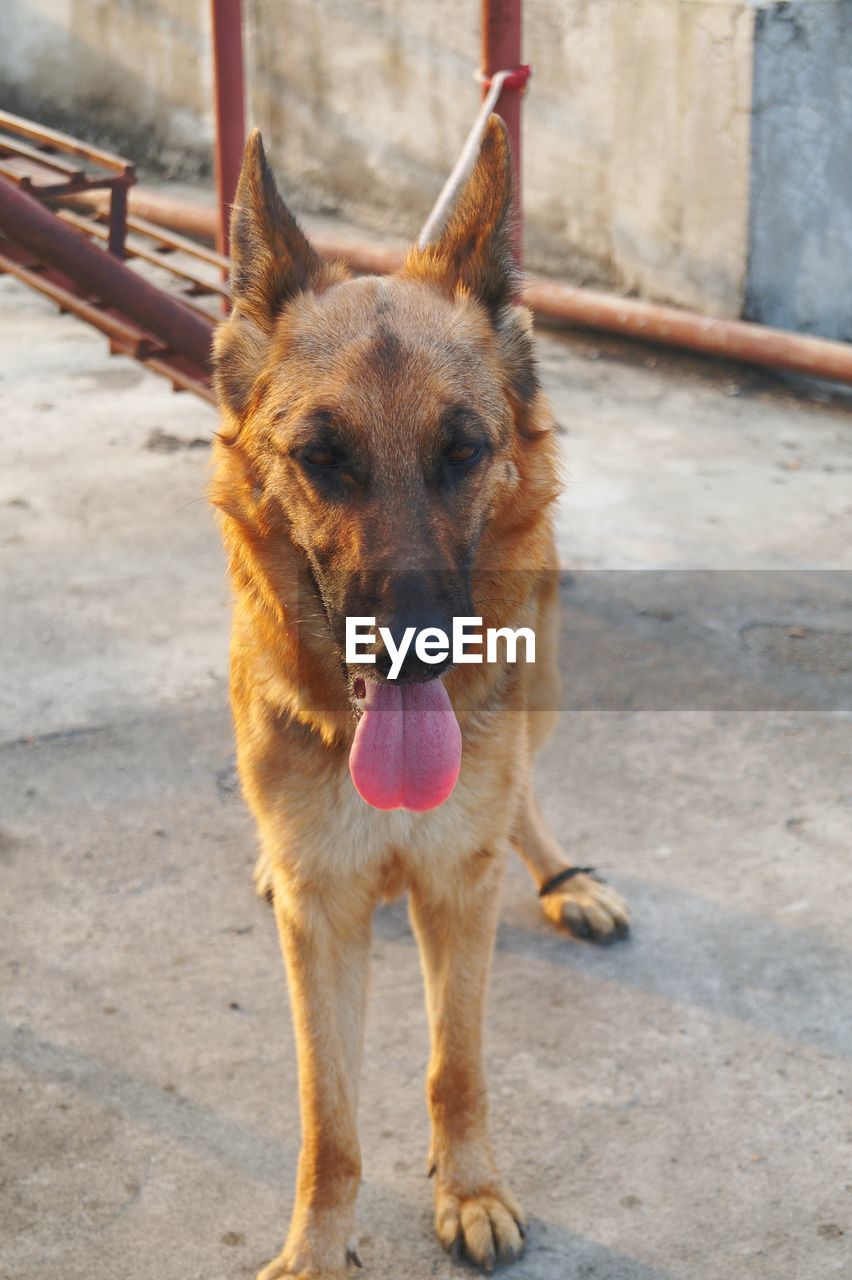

left=1, top=271, right=851, bottom=1280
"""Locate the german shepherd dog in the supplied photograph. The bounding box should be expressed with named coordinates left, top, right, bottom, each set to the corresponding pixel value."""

left=211, top=117, right=629, bottom=1279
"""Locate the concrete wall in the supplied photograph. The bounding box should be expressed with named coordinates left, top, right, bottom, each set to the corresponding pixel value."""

left=0, top=0, right=214, bottom=177
left=244, top=0, right=756, bottom=314
left=0, top=1, right=849, bottom=333
left=746, top=0, right=852, bottom=341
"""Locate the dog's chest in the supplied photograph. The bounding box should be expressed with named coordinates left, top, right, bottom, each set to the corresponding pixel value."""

left=307, top=761, right=512, bottom=892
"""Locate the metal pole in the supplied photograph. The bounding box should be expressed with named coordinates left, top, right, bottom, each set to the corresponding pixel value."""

left=210, top=0, right=246, bottom=262
left=481, top=0, right=524, bottom=263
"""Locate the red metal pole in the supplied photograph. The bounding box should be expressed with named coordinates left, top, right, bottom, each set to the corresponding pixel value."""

left=481, top=0, right=523, bottom=263
left=210, top=0, right=246, bottom=261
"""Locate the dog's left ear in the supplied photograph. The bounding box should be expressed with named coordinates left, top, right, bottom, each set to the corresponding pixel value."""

left=403, top=114, right=517, bottom=314
left=406, top=116, right=543, bottom=425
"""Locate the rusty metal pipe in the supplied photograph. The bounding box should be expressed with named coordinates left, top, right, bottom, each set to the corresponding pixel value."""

left=55, top=187, right=852, bottom=386
left=524, top=279, right=852, bottom=384
left=0, top=178, right=213, bottom=371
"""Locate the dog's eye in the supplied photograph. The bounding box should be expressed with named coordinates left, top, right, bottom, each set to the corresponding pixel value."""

left=444, top=443, right=481, bottom=466
left=301, top=445, right=341, bottom=469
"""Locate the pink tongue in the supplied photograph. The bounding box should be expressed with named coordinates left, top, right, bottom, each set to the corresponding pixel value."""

left=349, top=680, right=462, bottom=812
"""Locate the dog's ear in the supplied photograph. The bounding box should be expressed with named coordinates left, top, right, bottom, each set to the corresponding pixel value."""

left=403, top=114, right=516, bottom=314
left=230, top=129, right=333, bottom=330
left=214, top=131, right=346, bottom=419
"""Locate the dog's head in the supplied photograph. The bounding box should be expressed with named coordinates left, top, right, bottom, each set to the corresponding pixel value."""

left=212, top=117, right=556, bottom=681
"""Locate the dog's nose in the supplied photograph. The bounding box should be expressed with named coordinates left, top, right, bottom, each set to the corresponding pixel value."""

left=375, top=616, right=452, bottom=682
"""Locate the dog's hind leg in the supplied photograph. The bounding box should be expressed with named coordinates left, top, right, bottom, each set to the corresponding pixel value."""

left=410, top=851, right=526, bottom=1272
left=257, top=864, right=372, bottom=1280
left=512, top=778, right=630, bottom=942
left=512, top=563, right=630, bottom=942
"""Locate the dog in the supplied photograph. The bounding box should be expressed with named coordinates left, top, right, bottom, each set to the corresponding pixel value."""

left=210, top=117, right=630, bottom=1279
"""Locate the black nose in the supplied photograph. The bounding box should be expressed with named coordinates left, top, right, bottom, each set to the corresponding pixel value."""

left=375, top=616, right=453, bottom=683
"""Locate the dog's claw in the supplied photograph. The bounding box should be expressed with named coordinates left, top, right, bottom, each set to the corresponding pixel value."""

left=436, top=1185, right=525, bottom=1270
left=346, top=1246, right=363, bottom=1268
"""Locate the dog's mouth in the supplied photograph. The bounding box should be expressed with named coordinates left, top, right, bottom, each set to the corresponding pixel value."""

left=348, top=675, right=461, bottom=812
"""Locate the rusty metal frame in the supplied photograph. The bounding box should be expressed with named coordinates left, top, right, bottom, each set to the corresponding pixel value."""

left=0, top=7, right=243, bottom=398
left=0, top=109, right=135, bottom=256
left=0, top=248, right=213, bottom=399
left=0, top=166, right=215, bottom=400
left=56, top=208, right=229, bottom=303
left=0, top=107, right=222, bottom=400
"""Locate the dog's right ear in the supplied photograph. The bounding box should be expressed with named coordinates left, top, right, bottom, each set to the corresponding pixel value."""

left=229, top=130, right=333, bottom=331
left=214, top=130, right=346, bottom=419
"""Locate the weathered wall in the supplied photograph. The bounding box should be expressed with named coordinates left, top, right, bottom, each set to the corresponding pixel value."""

left=608, top=1, right=754, bottom=315
left=746, top=0, right=852, bottom=341
left=0, top=0, right=214, bottom=176
left=0, top=1, right=849, bottom=333
left=243, top=0, right=755, bottom=314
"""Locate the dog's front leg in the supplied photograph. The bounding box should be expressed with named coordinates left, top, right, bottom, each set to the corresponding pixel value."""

left=410, top=851, right=526, bottom=1271
left=259, top=868, right=372, bottom=1280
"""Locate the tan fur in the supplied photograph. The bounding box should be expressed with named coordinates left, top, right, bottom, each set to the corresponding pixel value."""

left=211, top=120, right=629, bottom=1280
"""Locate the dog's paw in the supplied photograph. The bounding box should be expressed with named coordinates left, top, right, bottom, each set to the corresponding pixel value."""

left=435, top=1184, right=526, bottom=1272
left=256, top=1257, right=294, bottom=1280
left=256, top=1261, right=296, bottom=1280
left=540, top=871, right=630, bottom=942
left=256, top=1254, right=354, bottom=1280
